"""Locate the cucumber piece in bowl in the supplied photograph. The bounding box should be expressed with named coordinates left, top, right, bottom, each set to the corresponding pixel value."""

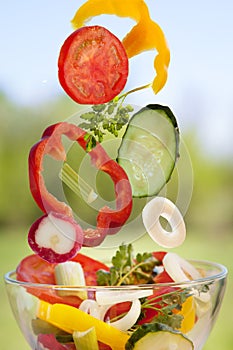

left=117, top=104, right=179, bottom=197
left=125, top=322, right=194, bottom=350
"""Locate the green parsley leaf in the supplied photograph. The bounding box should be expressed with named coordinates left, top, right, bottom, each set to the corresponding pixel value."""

left=96, top=244, right=159, bottom=286
left=79, top=101, right=134, bottom=150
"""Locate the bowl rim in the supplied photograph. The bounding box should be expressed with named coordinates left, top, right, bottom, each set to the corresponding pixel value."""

left=4, top=258, right=228, bottom=290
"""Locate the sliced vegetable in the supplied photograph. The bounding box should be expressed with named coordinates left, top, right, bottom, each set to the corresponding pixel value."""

left=110, top=298, right=141, bottom=331
left=28, top=212, right=83, bottom=263
left=125, top=322, right=194, bottom=350
left=142, top=197, right=186, bottom=248
left=54, top=261, right=87, bottom=299
left=174, top=296, right=196, bottom=333
left=163, top=253, right=202, bottom=283
left=117, top=104, right=179, bottom=197
left=95, top=289, right=153, bottom=305
left=29, top=122, right=132, bottom=252
left=32, top=318, right=71, bottom=337
left=37, top=301, right=130, bottom=349
left=16, top=253, right=109, bottom=306
left=58, top=25, right=128, bottom=104
left=73, top=327, right=99, bottom=350
left=71, top=0, right=170, bottom=94
left=37, top=333, right=76, bottom=350
left=79, top=299, right=105, bottom=320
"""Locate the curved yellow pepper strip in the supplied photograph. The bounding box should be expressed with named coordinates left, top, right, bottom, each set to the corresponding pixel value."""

left=174, top=296, right=196, bottom=333
left=71, top=0, right=170, bottom=94
left=37, top=300, right=129, bottom=350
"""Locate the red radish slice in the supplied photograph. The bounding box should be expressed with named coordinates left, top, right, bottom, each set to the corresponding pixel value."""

left=28, top=212, right=84, bottom=263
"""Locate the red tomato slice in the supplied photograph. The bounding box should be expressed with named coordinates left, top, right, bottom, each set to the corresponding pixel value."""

left=16, top=253, right=109, bottom=306
left=58, top=25, right=129, bottom=104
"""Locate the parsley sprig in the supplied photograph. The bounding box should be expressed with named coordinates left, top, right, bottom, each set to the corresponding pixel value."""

left=79, top=100, right=134, bottom=151
left=140, top=289, right=190, bottom=329
left=97, top=244, right=160, bottom=286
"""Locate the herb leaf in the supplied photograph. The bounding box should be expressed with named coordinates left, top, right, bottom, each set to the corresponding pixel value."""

left=96, top=244, right=159, bottom=286
left=80, top=101, right=134, bottom=150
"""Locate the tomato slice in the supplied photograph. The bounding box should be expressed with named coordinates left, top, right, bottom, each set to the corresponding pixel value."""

left=58, top=25, right=129, bottom=104
left=16, top=253, right=109, bottom=306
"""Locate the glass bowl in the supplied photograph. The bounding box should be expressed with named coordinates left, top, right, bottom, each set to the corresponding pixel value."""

left=4, top=259, right=227, bottom=350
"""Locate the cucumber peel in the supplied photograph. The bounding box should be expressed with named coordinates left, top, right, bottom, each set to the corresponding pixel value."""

left=117, top=104, right=179, bottom=197
left=125, top=322, right=194, bottom=350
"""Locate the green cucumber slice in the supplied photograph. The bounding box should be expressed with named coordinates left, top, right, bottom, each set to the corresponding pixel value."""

left=117, top=104, right=179, bottom=197
left=125, top=323, right=194, bottom=350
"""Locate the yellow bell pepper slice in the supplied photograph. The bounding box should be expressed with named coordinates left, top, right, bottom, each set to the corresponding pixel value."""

left=174, top=296, right=196, bottom=333
left=71, top=0, right=170, bottom=94
left=37, top=300, right=129, bottom=350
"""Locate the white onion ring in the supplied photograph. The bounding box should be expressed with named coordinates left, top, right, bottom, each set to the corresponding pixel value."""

left=109, top=299, right=141, bottom=331
left=79, top=295, right=144, bottom=331
left=142, top=197, right=186, bottom=248
left=95, top=289, right=153, bottom=305
left=79, top=299, right=111, bottom=320
left=79, top=299, right=102, bottom=319
left=163, top=252, right=202, bottom=282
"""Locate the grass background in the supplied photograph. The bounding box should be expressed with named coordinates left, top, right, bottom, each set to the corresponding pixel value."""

left=1, top=226, right=232, bottom=350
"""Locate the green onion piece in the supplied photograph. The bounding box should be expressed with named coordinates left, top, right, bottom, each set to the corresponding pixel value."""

left=54, top=261, right=87, bottom=299
left=59, top=163, right=98, bottom=203
left=73, top=327, right=99, bottom=350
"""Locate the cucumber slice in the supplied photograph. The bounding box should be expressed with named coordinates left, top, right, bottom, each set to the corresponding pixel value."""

left=125, top=323, right=194, bottom=350
left=117, top=104, right=179, bottom=197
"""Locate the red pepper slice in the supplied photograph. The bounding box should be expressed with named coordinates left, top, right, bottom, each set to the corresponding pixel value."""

left=29, top=122, right=132, bottom=247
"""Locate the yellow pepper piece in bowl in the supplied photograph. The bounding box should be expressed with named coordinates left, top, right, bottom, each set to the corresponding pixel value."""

left=174, top=296, right=196, bottom=333
left=37, top=300, right=130, bottom=349
left=71, top=0, right=170, bottom=94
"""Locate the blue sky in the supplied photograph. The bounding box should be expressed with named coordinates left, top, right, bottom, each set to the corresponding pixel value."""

left=1, top=0, right=233, bottom=159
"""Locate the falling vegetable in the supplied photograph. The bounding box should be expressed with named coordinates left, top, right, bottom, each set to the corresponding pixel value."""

left=58, top=25, right=129, bottom=104
left=28, top=122, right=132, bottom=261
left=71, top=0, right=170, bottom=94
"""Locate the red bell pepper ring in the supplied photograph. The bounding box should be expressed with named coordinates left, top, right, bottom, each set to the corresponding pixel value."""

left=29, top=122, right=132, bottom=247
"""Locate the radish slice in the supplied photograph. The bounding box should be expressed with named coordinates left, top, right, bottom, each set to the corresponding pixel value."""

left=163, top=252, right=202, bottom=282
left=142, top=197, right=186, bottom=248
left=110, top=299, right=141, bottom=331
left=28, top=212, right=83, bottom=263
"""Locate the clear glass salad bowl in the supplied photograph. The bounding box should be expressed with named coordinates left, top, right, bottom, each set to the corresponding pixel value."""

left=4, top=259, right=227, bottom=350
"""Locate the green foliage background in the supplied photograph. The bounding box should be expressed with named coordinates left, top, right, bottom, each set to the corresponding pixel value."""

left=0, top=92, right=232, bottom=349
